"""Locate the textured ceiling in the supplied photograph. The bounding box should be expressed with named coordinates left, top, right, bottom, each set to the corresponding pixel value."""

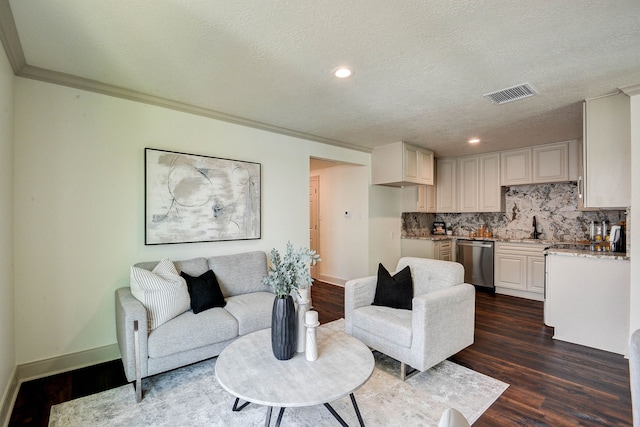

left=5, top=0, right=640, bottom=157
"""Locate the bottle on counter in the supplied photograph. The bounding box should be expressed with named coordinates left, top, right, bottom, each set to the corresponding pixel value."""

left=602, top=221, right=608, bottom=240
left=590, top=221, right=595, bottom=241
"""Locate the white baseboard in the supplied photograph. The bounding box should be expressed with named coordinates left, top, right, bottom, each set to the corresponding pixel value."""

left=316, top=274, right=346, bottom=287
left=16, top=343, right=121, bottom=383
left=495, top=287, right=544, bottom=302
left=1, top=366, right=18, bottom=427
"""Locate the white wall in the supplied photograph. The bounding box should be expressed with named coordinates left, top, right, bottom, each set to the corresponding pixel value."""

left=0, top=41, right=16, bottom=415
left=311, top=164, right=369, bottom=284
left=368, top=186, right=402, bottom=273
left=13, top=77, right=372, bottom=365
left=630, top=92, right=640, bottom=335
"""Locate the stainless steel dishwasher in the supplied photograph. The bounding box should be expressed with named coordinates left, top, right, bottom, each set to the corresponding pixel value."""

left=456, top=239, right=495, bottom=290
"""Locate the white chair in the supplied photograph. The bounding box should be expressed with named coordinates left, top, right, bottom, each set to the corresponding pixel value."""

left=439, top=408, right=471, bottom=427
left=345, top=257, right=475, bottom=379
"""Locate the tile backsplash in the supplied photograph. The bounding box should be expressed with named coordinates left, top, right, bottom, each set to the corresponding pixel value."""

left=402, top=182, right=627, bottom=242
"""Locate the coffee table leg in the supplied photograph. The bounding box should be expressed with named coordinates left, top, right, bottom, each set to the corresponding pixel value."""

left=324, top=403, right=349, bottom=427
left=265, top=406, right=273, bottom=427
left=350, top=393, right=366, bottom=426
left=324, top=393, right=366, bottom=427
left=275, top=407, right=286, bottom=427
left=232, top=397, right=250, bottom=412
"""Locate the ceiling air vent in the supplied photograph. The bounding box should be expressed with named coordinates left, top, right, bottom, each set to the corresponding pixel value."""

left=483, top=83, right=537, bottom=105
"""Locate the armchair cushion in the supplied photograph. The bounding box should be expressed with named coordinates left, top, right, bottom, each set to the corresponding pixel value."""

left=352, top=305, right=413, bottom=348
left=181, top=269, right=226, bottom=314
left=373, top=263, right=413, bottom=310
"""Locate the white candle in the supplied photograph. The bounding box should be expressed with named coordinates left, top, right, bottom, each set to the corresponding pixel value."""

left=305, top=310, right=318, bottom=325
left=298, top=288, right=309, bottom=301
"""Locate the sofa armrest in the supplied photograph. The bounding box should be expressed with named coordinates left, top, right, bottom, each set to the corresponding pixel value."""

left=344, top=275, right=377, bottom=334
left=115, top=287, right=149, bottom=383
left=411, top=283, right=475, bottom=370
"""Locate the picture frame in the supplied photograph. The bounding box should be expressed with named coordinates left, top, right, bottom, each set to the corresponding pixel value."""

left=145, top=148, right=261, bottom=245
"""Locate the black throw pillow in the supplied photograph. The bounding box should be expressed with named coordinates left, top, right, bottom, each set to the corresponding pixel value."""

left=372, top=263, right=413, bottom=310
left=181, top=269, right=226, bottom=314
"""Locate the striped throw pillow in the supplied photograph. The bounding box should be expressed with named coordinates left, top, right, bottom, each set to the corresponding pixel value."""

left=130, top=258, right=191, bottom=331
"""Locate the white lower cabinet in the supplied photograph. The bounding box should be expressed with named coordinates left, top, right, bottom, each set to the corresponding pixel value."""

left=545, top=254, right=629, bottom=355
left=434, top=240, right=453, bottom=261
left=494, top=242, right=545, bottom=301
left=401, top=239, right=454, bottom=261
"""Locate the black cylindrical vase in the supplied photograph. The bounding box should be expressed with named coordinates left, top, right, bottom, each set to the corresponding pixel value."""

left=271, top=295, right=297, bottom=360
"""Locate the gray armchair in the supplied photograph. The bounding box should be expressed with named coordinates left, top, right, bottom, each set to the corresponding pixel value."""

left=345, top=257, right=475, bottom=379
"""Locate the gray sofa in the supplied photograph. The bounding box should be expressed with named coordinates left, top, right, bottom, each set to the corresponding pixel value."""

left=115, top=251, right=274, bottom=401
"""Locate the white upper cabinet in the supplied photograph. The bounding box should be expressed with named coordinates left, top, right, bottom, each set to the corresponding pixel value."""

left=436, top=158, right=457, bottom=212
left=500, top=148, right=531, bottom=186
left=501, top=141, right=575, bottom=186
left=372, top=142, right=434, bottom=187
left=532, top=142, right=569, bottom=183
left=457, top=156, right=479, bottom=212
left=581, top=93, right=631, bottom=208
left=438, top=154, right=502, bottom=213
left=478, top=153, right=503, bottom=211
left=401, top=184, right=436, bottom=213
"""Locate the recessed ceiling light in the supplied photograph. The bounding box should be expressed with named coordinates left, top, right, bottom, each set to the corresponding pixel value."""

left=469, top=138, right=481, bottom=144
left=332, top=66, right=354, bottom=78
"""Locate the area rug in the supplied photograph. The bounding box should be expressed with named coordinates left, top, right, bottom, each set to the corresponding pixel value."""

left=49, top=320, right=508, bottom=426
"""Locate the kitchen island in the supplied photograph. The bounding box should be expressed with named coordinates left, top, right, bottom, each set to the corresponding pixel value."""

left=544, top=247, right=630, bottom=355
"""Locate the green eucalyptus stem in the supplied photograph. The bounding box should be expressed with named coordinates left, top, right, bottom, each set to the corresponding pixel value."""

left=263, top=242, right=321, bottom=298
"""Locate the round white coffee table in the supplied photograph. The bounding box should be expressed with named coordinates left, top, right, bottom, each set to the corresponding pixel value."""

left=215, top=326, right=374, bottom=426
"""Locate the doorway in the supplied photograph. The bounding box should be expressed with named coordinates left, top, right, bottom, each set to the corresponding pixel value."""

left=309, top=175, right=320, bottom=279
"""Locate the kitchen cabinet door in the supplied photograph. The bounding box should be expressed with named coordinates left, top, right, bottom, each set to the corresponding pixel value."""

left=500, top=148, right=531, bottom=186
left=436, top=158, right=457, bottom=212
left=372, top=142, right=435, bottom=187
left=434, top=240, right=453, bottom=261
left=417, top=185, right=436, bottom=212
left=458, top=156, right=478, bottom=212
left=418, top=149, right=435, bottom=185
left=526, top=256, right=545, bottom=294
left=495, top=253, right=527, bottom=291
left=532, top=142, right=568, bottom=183
left=495, top=242, right=545, bottom=300
left=478, top=153, right=503, bottom=211
left=582, top=93, right=631, bottom=208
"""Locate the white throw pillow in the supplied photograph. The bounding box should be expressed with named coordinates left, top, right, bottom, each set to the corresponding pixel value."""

left=130, top=258, right=191, bottom=331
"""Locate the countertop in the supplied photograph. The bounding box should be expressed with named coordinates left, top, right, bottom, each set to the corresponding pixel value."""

left=402, top=234, right=630, bottom=260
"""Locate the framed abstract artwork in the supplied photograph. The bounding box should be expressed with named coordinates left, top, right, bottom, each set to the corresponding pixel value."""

left=145, top=148, right=261, bottom=245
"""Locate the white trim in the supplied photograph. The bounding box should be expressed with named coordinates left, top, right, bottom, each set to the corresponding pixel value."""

left=16, top=65, right=370, bottom=154
left=495, top=287, right=544, bottom=302
left=16, top=344, right=121, bottom=383
left=0, top=366, right=18, bottom=427
left=317, top=274, right=346, bottom=287
left=621, top=84, right=640, bottom=96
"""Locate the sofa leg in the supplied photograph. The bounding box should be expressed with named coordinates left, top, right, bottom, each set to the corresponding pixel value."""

left=400, top=362, right=418, bottom=381
left=134, top=320, right=142, bottom=402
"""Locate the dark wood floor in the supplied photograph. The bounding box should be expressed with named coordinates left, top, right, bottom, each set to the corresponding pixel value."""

left=9, top=281, right=632, bottom=426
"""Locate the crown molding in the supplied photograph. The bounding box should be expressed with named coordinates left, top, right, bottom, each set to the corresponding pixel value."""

left=0, top=0, right=26, bottom=73
left=0, top=0, right=371, bottom=154
left=621, top=84, right=640, bottom=97
left=17, top=65, right=370, bottom=152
